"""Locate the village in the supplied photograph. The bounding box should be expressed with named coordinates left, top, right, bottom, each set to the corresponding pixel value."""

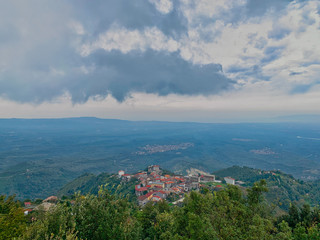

left=20, top=165, right=285, bottom=215
left=118, top=165, right=239, bottom=206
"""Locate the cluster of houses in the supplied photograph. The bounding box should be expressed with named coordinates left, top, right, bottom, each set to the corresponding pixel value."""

left=118, top=165, right=240, bottom=206
left=23, top=166, right=242, bottom=213
left=23, top=195, right=58, bottom=215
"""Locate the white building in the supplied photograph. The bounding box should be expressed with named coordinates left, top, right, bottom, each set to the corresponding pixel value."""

left=224, top=177, right=235, bottom=185
left=118, top=170, right=125, bottom=177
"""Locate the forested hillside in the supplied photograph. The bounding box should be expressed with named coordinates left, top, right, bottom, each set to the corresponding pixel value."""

left=58, top=172, right=138, bottom=201
left=58, top=166, right=320, bottom=212
left=2, top=181, right=320, bottom=239
left=214, top=166, right=320, bottom=210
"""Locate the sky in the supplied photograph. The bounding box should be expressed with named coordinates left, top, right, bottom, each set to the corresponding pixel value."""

left=0, top=0, right=319, bottom=122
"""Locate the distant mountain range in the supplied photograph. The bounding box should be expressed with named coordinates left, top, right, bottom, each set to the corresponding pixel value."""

left=0, top=117, right=320, bottom=199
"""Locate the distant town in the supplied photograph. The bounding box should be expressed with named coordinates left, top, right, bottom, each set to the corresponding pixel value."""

left=134, top=143, right=194, bottom=155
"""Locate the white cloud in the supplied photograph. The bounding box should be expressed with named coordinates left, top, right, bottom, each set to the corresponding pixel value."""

left=180, top=0, right=246, bottom=25
left=80, top=26, right=180, bottom=56
left=175, top=0, right=320, bottom=93
left=149, top=0, right=173, bottom=14
left=69, top=21, right=85, bottom=35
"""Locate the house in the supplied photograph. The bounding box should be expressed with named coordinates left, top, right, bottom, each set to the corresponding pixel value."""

left=24, top=209, right=33, bottom=216
left=185, top=175, right=199, bottom=183
left=148, top=182, right=165, bottom=188
left=134, top=172, right=147, bottom=179
left=148, top=165, right=161, bottom=174
left=138, top=195, right=149, bottom=206
left=236, top=181, right=245, bottom=185
left=138, top=192, right=154, bottom=206
left=152, top=195, right=162, bottom=202
left=43, top=196, right=58, bottom=203
left=153, top=191, right=166, bottom=199
left=135, top=185, right=148, bottom=196
left=200, top=174, right=215, bottom=182
left=34, top=202, right=55, bottom=211
left=118, top=170, right=125, bottom=177
left=224, top=177, right=235, bottom=185
left=122, top=174, right=131, bottom=181
left=24, top=202, right=32, bottom=207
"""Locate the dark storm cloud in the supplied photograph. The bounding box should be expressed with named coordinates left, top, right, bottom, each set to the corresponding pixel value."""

left=0, top=0, right=234, bottom=103
left=76, top=50, right=234, bottom=102
left=0, top=0, right=237, bottom=104
left=1, top=50, right=234, bottom=103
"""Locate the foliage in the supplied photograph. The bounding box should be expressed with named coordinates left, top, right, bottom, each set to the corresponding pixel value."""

left=0, top=195, right=26, bottom=240
left=2, top=180, right=320, bottom=239
left=58, top=174, right=139, bottom=202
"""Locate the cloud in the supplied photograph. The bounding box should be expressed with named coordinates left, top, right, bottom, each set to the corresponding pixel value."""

left=80, top=50, right=234, bottom=102
left=80, top=26, right=180, bottom=56
left=0, top=0, right=235, bottom=104
left=149, top=0, right=174, bottom=14
left=71, top=0, right=187, bottom=37
left=0, top=0, right=319, bottom=111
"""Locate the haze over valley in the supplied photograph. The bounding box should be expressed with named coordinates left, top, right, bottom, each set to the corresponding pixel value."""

left=1, top=118, right=320, bottom=199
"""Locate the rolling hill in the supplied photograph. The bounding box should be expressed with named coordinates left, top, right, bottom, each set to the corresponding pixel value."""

left=0, top=118, right=320, bottom=199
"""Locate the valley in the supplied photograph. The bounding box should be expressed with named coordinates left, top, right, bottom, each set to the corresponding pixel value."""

left=0, top=118, right=320, bottom=199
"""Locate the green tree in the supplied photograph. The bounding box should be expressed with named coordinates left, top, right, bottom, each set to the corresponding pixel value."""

left=0, top=195, right=26, bottom=240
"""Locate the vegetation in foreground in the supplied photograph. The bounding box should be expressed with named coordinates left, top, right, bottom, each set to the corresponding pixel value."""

left=2, top=180, right=320, bottom=239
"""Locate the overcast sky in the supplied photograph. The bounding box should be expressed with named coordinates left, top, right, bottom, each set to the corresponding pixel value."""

left=0, top=0, right=319, bottom=122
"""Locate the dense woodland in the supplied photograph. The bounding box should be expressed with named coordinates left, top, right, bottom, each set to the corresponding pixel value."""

left=2, top=180, right=320, bottom=239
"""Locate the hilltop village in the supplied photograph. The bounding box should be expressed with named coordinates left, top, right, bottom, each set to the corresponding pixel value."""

left=22, top=165, right=246, bottom=215
left=118, top=165, right=240, bottom=206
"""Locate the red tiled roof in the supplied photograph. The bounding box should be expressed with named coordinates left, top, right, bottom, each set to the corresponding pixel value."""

left=138, top=192, right=153, bottom=201
left=44, top=196, right=58, bottom=202
left=216, top=185, right=222, bottom=188
left=136, top=187, right=148, bottom=192
left=136, top=172, right=146, bottom=175
left=145, top=192, right=153, bottom=198
left=123, top=174, right=131, bottom=176
left=138, top=195, right=147, bottom=201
